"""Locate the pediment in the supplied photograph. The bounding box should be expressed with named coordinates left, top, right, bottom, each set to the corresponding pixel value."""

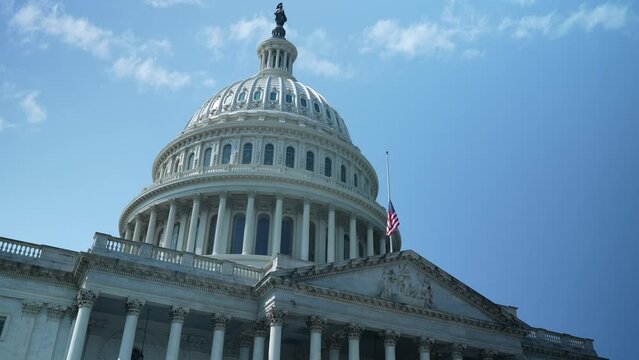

left=269, top=251, right=523, bottom=328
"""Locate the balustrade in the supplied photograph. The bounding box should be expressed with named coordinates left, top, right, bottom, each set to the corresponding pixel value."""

left=0, top=237, right=42, bottom=258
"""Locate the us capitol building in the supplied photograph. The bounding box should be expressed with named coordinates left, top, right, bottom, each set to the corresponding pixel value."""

left=0, top=5, right=606, bottom=360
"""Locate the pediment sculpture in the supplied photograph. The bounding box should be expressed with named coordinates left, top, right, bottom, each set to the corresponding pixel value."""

left=377, top=264, right=434, bottom=309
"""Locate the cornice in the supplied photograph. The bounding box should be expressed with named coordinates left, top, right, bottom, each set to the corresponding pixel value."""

left=0, top=259, right=76, bottom=289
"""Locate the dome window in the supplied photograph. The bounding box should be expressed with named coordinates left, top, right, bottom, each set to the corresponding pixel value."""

left=326, top=109, right=332, bottom=119
left=285, top=93, right=294, bottom=104
left=223, top=93, right=233, bottom=106
left=222, top=144, right=232, bottom=164
left=300, top=97, right=308, bottom=108
left=340, top=165, right=347, bottom=183
left=306, top=151, right=314, bottom=171
left=324, top=157, right=332, bottom=177
left=354, top=173, right=359, bottom=187
left=203, top=147, right=212, bottom=167
left=313, top=102, right=321, bottom=113
left=269, top=91, right=278, bottom=101
left=238, top=91, right=247, bottom=102
left=285, top=146, right=295, bottom=168
left=253, top=90, right=262, bottom=101
left=211, top=97, right=221, bottom=111
left=242, top=143, right=253, bottom=164
left=263, top=144, right=274, bottom=165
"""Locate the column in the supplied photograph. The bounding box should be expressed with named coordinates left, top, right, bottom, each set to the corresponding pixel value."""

left=132, top=217, right=143, bottom=243
left=366, top=225, right=374, bottom=256
left=381, top=330, right=399, bottom=360
left=118, top=298, right=144, bottom=360
left=36, top=306, right=66, bottom=360
left=267, top=49, right=272, bottom=68
left=145, top=207, right=158, bottom=244
left=301, top=200, right=311, bottom=260
left=210, top=314, right=230, bottom=360
left=66, top=289, right=97, bottom=360
left=481, top=349, right=496, bottom=360
left=242, top=194, right=256, bottom=255
left=349, top=215, right=357, bottom=259
left=345, top=323, right=362, bottom=360
left=451, top=343, right=466, bottom=360
left=306, top=316, right=326, bottom=360
left=51, top=309, right=72, bottom=360
left=379, top=235, right=386, bottom=255
left=416, top=337, right=434, bottom=360
left=326, top=334, right=343, bottom=360
left=318, top=218, right=327, bottom=263
left=327, top=206, right=336, bottom=262
left=165, top=307, right=189, bottom=360
left=252, top=320, right=268, bottom=360
left=125, top=226, right=132, bottom=240
left=271, top=195, right=283, bottom=255
left=162, top=201, right=177, bottom=248
left=239, top=334, right=252, bottom=360
left=267, top=309, right=286, bottom=360
left=213, top=194, right=227, bottom=255
left=16, top=302, right=42, bottom=359
left=186, top=196, right=201, bottom=252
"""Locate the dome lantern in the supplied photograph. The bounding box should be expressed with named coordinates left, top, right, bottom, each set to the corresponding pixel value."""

left=257, top=3, right=297, bottom=77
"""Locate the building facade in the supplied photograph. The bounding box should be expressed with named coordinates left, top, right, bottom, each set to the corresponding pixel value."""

left=0, top=6, right=605, bottom=360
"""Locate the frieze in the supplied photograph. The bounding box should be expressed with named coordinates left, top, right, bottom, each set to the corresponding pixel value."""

left=0, top=260, right=76, bottom=288
left=378, top=264, right=434, bottom=309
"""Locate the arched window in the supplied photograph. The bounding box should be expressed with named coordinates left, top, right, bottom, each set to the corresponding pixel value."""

left=173, top=159, right=180, bottom=173
left=324, top=157, right=332, bottom=177
left=206, top=215, right=217, bottom=255
left=285, top=146, right=295, bottom=168
left=354, top=173, right=359, bottom=187
left=242, top=143, right=253, bottom=164
left=269, top=91, right=278, bottom=101
left=285, top=93, right=294, bottom=104
left=253, top=90, right=262, bottom=101
left=222, top=144, right=232, bottom=164
left=340, top=165, right=347, bottom=183
left=313, top=102, right=321, bottom=113
left=171, top=222, right=180, bottom=250
left=255, top=214, right=270, bottom=255
left=187, top=153, right=195, bottom=170
left=203, top=148, right=212, bottom=167
left=230, top=214, right=245, bottom=254
left=309, top=222, right=317, bottom=262
left=306, top=151, right=314, bottom=171
left=344, top=234, right=350, bottom=259
left=281, top=217, right=293, bottom=256
left=238, top=90, right=247, bottom=102
left=300, top=97, right=308, bottom=108
left=263, top=144, right=274, bottom=165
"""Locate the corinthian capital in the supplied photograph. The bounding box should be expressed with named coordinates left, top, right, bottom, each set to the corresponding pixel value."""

left=451, top=343, right=467, bottom=357
left=252, top=320, right=269, bottom=337
left=381, top=330, right=400, bottom=346
left=77, top=289, right=97, bottom=308
left=47, top=305, right=67, bottom=319
left=169, top=306, right=189, bottom=322
left=211, top=313, right=231, bottom=330
left=345, top=323, right=362, bottom=339
left=22, top=301, right=42, bottom=315
left=306, top=315, right=326, bottom=333
left=266, top=308, right=286, bottom=326
left=417, top=337, right=435, bottom=352
left=125, top=298, right=145, bottom=315
left=326, top=334, right=344, bottom=350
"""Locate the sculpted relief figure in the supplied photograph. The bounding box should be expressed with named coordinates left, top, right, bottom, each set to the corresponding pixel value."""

left=378, top=265, right=434, bottom=309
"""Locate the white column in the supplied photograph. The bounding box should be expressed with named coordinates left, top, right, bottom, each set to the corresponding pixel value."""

left=162, top=201, right=177, bottom=248
left=326, top=334, right=343, bottom=360
left=366, top=225, right=374, bottom=256
left=125, top=226, right=132, bottom=240
left=66, top=289, right=97, bottom=360
left=349, top=215, right=357, bottom=259
left=132, top=217, right=143, bottom=243
left=267, top=309, right=286, bottom=360
left=210, top=314, right=230, bottom=360
left=271, top=195, right=283, bottom=255
left=16, top=302, right=42, bottom=359
left=252, top=321, right=268, bottom=360
left=306, top=316, right=325, bottom=360
left=345, top=323, right=362, bottom=360
left=186, top=196, right=201, bottom=252
left=195, top=206, right=209, bottom=255
left=242, top=194, right=256, bottom=255
left=145, top=207, right=158, bottom=244
left=327, top=206, right=336, bottom=262
left=239, top=334, right=252, bottom=360
left=318, top=218, right=327, bottom=263
left=379, top=235, right=386, bottom=255
left=451, top=343, right=466, bottom=360
left=417, top=337, right=434, bottom=360
left=117, top=298, right=144, bottom=360
left=381, top=330, right=399, bottom=360
left=213, top=194, right=228, bottom=255
left=275, top=50, right=281, bottom=69
left=165, top=307, right=189, bottom=360
left=301, top=200, right=311, bottom=260
left=51, top=310, right=72, bottom=360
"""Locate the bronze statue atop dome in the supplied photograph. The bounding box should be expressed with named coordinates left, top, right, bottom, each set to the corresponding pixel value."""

left=272, top=3, right=287, bottom=38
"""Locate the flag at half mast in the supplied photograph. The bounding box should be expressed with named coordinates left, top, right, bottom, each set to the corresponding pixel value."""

left=386, top=200, right=400, bottom=237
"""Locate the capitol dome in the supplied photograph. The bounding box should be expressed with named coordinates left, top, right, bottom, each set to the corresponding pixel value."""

left=119, top=14, right=397, bottom=268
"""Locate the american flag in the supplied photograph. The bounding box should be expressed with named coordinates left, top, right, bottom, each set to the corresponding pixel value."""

left=386, top=200, right=400, bottom=237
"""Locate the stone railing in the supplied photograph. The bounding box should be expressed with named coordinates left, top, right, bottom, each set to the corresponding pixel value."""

left=0, top=237, right=42, bottom=258
left=527, top=328, right=594, bottom=351
left=91, top=233, right=264, bottom=282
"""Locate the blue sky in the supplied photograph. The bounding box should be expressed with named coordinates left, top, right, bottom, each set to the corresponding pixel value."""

left=1, top=0, right=638, bottom=358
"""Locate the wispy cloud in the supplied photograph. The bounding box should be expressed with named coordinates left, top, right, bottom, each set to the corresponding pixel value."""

left=230, top=16, right=271, bottom=41
left=145, top=0, right=202, bottom=8
left=112, top=56, right=190, bottom=90
left=1, top=81, right=47, bottom=127
left=462, top=48, right=485, bottom=60
left=19, top=91, right=47, bottom=123
left=504, top=0, right=535, bottom=7
left=296, top=48, right=351, bottom=79
left=202, top=26, right=224, bottom=56
left=0, top=117, right=19, bottom=132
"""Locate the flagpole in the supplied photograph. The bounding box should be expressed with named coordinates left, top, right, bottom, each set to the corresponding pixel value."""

left=385, top=151, right=394, bottom=253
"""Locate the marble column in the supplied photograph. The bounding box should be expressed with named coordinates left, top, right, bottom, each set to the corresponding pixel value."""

left=451, top=343, right=467, bottom=360
left=267, top=309, right=286, bottom=360
left=366, top=225, right=374, bottom=256
left=165, top=307, right=189, bottom=360
left=210, top=314, right=231, bottom=360
left=242, top=194, right=256, bottom=255
left=252, top=320, right=268, bottom=360
left=481, top=349, right=496, bottom=360
left=301, top=200, right=311, bottom=260
left=379, top=235, right=386, bottom=255
left=162, top=201, right=177, bottom=248
left=66, top=289, right=97, bottom=360
left=132, top=216, right=143, bottom=243
left=349, top=215, right=357, bottom=259
left=145, top=207, right=158, bottom=244
left=345, top=323, right=362, bottom=360
left=16, top=302, right=42, bottom=360
left=118, top=298, right=144, bottom=360
left=326, top=334, right=343, bottom=360
left=39, top=306, right=66, bottom=360
left=416, top=337, right=434, bottom=360
left=213, top=194, right=227, bottom=255
left=125, top=226, right=132, bottom=240
left=186, top=196, right=201, bottom=252
left=327, top=206, right=336, bottom=262
left=239, top=334, right=252, bottom=360
left=306, top=316, right=326, bottom=360
left=381, top=330, right=399, bottom=360
left=271, top=195, right=283, bottom=255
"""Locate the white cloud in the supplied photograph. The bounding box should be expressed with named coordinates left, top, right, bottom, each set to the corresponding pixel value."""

left=362, top=19, right=457, bottom=57
left=296, top=48, right=351, bottom=79
left=505, top=0, right=535, bottom=7
left=230, top=16, right=271, bottom=41
left=202, top=77, right=216, bottom=87
left=112, top=56, right=190, bottom=90
left=145, top=0, right=201, bottom=8
left=202, top=26, right=224, bottom=55
left=20, top=91, right=47, bottom=124
left=0, top=117, right=19, bottom=132
left=461, top=48, right=485, bottom=60
left=500, top=13, right=555, bottom=39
